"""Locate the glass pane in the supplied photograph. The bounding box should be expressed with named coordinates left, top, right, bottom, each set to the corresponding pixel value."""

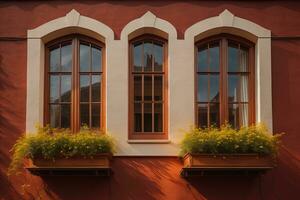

left=50, top=47, right=60, bottom=72
left=228, top=75, right=239, bottom=102
left=92, top=103, right=100, bottom=128
left=61, top=104, right=70, bottom=128
left=92, top=75, right=101, bottom=102
left=144, top=76, right=152, bottom=101
left=61, top=75, right=71, bottom=102
left=134, top=76, right=142, bottom=101
left=133, top=43, right=143, bottom=72
left=228, top=43, right=239, bottom=72
left=154, top=76, right=163, bottom=101
left=209, top=43, right=219, bottom=72
left=240, top=75, right=248, bottom=102
left=210, top=103, right=219, bottom=127
left=80, top=75, right=90, bottom=102
left=153, top=43, right=163, bottom=72
left=80, top=43, right=90, bottom=72
left=209, top=75, right=219, bottom=102
left=198, top=104, right=208, bottom=128
left=144, top=42, right=153, bottom=72
left=134, top=103, right=142, bottom=132
left=240, top=46, right=248, bottom=72
left=197, top=47, right=208, bottom=72
left=154, top=103, right=163, bottom=132
left=50, top=105, right=60, bottom=128
left=92, top=46, right=102, bottom=72
left=229, top=103, right=239, bottom=129
left=61, top=43, right=72, bottom=72
left=80, top=104, right=89, bottom=127
left=197, top=75, right=208, bottom=102
left=144, top=103, right=152, bottom=132
left=240, top=104, right=248, bottom=127
left=50, top=75, right=59, bottom=103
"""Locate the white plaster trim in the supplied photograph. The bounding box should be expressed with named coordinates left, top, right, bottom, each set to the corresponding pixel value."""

left=184, top=9, right=273, bottom=132
left=26, top=9, right=114, bottom=132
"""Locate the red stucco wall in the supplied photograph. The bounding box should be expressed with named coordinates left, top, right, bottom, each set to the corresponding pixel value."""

left=1, top=1, right=300, bottom=199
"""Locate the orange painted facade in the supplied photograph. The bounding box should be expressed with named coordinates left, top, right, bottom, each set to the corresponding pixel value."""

left=1, top=1, right=300, bottom=199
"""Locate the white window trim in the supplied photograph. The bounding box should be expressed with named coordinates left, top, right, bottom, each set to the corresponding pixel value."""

left=184, top=9, right=273, bottom=132
left=26, top=9, right=272, bottom=155
left=26, top=9, right=114, bottom=133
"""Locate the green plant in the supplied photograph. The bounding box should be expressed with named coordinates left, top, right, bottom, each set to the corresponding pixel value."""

left=180, top=124, right=283, bottom=157
left=8, top=125, right=115, bottom=175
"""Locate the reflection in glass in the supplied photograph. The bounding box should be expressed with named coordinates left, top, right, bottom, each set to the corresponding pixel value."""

left=228, top=75, right=239, bottom=102
left=210, top=103, right=219, bottom=127
left=61, top=75, right=71, bottom=102
left=240, top=46, right=248, bottom=72
left=50, top=105, right=60, bottom=128
left=80, top=75, right=90, bottom=102
left=154, top=43, right=163, bottom=71
left=144, top=103, right=152, bottom=132
left=228, top=43, right=239, bottom=72
left=133, top=43, right=143, bottom=71
left=209, top=75, right=219, bottom=102
left=80, top=44, right=90, bottom=72
left=92, top=103, right=100, bottom=127
left=50, top=47, right=60, bottom=72
left=50, top=75, right=59, bottom=103
left=197, top=47, right=208, bottom=72
left=80, top=104, right=89, bottom=126
left=198, top=104, right=208, bottom=128
left=92, top=47, right=101, bottom=72
left=144, top=42, right=152, bottom=71
left=61, top=44, right=72, bottom=72
left=144, top=76, right=152, bottom=101
left=92, top=75, right=101, bottom=102
left=154, top=103, right=163, bottom=132
left=134, top=76, right=142, bottom=101
left=229, top=103, right=239, bottom=129
left=197, top=75, right=208, bottom=102
left=134, top=103, right=142, bottom=132
left=209, top=43, right=219, bottom=72
left=61, top=104, right=70, bottom=128
left=154, top=76, right=163, bottom=101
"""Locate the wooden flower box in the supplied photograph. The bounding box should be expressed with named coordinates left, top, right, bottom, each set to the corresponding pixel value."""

left=26, top=154, right=112, bottom=176
left=181, top=153, right=275, bottom=176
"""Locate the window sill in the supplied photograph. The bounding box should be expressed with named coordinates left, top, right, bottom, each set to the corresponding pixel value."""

left=127, top=139, right=171, bottom=144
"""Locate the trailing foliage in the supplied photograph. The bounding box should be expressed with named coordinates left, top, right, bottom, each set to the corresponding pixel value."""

left=8, top=125, right=115, bottom=175
left=180, top=124, right=282, bottom=157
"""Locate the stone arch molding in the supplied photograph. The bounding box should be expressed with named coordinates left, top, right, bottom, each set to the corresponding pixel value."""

left=26, top=9, right=114, bottom=132
left=120, top=11, right=177, bottom=40
left=28, top=9, right=114, bottom=42
left=184, top=9, right=273, bottom=132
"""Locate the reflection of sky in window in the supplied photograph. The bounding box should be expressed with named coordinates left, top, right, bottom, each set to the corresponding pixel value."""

left=50, top=75, right=59, bottom=102
left=197, top=75, right=208, bottom=102
left=209, top=75, right=219, bottom=102
left=50, top=47, right=60, bottom=72
left=228, top=45, right=239, bottom=72
left=153, top=43, right=163, bottom=71
left=228, top=75, right=238, bottom=102
left=61, top=75, right=71, bottom=102
left=80, top=44, right=90, bottom=72
left=61, top=44, right=72, bottom=71
left=197, top=48, right=207, bottom=72
left=92, top=47, right=101, bottom=72
left=209, top=46, right=219, bottom=72
left=144, top=42, right=152, bottom=71
left=134, top=43, right=142, bottom=70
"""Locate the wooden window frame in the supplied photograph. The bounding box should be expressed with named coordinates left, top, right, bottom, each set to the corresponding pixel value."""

left=44, top=34, right=106, bottom=133
left=195, top=34, right=255, bottom=128
left=128, top=34, right=168, bottom=140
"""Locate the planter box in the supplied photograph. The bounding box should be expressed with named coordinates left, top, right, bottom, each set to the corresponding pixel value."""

left=31, top=154, right=111, bottom=168
left=26, top=154, right=112, bottom=176
left=183, top=153, right=275, bottom=169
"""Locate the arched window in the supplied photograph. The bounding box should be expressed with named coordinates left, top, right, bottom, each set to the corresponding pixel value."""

left=129, top=35, right=168, bottom=139
left=195, top=34, right=255, bottom=129
left=45, top=35, right=104, bottom=132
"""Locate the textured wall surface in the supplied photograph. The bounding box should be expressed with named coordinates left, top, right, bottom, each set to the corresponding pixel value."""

left=0, top=1, right=300, bottom=199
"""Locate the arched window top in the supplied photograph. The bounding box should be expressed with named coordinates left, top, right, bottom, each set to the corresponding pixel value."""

left=45, top=34, right=105, bottom=132
left=195, top=34, right=255, bottom=129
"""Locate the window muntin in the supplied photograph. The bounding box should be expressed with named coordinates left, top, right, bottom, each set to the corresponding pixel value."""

left=129, top=36, right=167, bottom=139
left=196, top=35, right=254, bottom=129
left=46, top=35, right=104, bottom=132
